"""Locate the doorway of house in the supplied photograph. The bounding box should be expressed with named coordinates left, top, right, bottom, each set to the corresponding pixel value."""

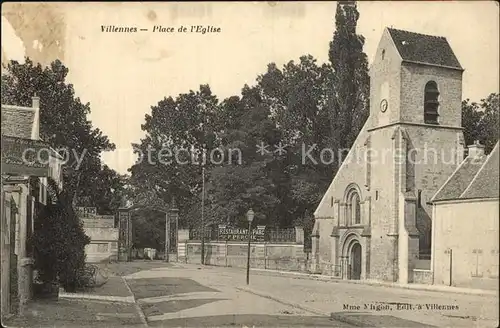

left=350, top=242, right=362, bottom=280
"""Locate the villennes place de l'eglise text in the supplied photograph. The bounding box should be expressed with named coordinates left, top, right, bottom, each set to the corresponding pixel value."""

left=101, top=25, right=221, bottom=34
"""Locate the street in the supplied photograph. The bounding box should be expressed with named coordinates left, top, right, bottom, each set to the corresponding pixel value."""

left=5, top=261, right=499, bottom=327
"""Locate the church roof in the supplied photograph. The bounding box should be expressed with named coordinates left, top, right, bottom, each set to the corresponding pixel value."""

left=387, top=28, right=463, bottom=70
left=432, top=142, right=499, bottom=202
left=1, top=104, right=36, bottom=139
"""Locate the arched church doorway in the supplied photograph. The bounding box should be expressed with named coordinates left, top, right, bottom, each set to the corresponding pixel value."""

left=350, top=242, right=362, bottom=280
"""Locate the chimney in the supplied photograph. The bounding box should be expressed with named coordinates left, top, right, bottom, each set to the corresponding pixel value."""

left=32, top=95, right=40, bottom=109
left=31, top=95, right=40, bottom=140
left=467, top=140, right=485, bottom=158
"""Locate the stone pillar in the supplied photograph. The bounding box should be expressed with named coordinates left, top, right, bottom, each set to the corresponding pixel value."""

left=168, top=205, right=179, bottom=262
left=363, top=196, right=371, bottom=226
left=340, top=256, right=349, bottom=280
left=339, top=203, right=346, bottom=226
left=362, top=197, right=371, bottom=280
left=398, top=193, right=408, bottom=284
left=117, top=208, right=131, bottom=262
left=330, top=227, right=339, bottom=276
left=294, top=226, right=304, bottom=244
left=398, top=194, right=420, bottom=284
left=310, top=220, right=320, bottom=273
left=333, top=200, right=340, bottom=224
left=177, top=229, right=189, bottom=262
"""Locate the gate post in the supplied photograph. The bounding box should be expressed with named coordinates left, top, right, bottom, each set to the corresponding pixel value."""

left=117, top=207, right=132, bottom=262
left=168, top=203, right=179, bottom=262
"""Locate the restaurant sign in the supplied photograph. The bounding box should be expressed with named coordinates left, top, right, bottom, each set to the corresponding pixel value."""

left=1, top=136, right=49, bottom=177
left=217, top=225, right=266, bottom=242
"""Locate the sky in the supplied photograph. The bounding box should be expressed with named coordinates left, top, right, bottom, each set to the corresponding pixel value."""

left=2, top=2, right=499, bottom=174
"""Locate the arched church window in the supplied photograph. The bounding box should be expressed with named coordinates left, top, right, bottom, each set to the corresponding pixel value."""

left=345, top=189, right=361, bottom=226
left=351, top=192, right=361, bottom=225
left=424, top=81, right=440, bottom=124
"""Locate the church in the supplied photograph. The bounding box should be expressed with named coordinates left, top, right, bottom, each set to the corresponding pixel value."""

left=311, top=27, right=499, bottom=286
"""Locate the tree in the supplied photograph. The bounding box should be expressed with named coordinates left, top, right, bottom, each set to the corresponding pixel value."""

left=477, top=93, right=499, bottom=154
left=462, top=99, right=483, bottom=147
left=1, top=58, right=120, bottom=211
left=258, top=57, right=333, bottom=226
left=32, top=177, right=91, bottom=291
left=129, top=1, right=373, bottom=231
left=129, top=85, right=220, bottom=227
left=206, top=85, right=281, bottom=227
left=462, top=93, right=499, bottom=154
left=328, top=1, right=370, bottom=153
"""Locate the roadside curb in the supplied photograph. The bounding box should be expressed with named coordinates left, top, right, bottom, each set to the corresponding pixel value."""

left=237, top=287, right=445, bottom=328
left=236, top=286, right=328, bottom=317
left=58, top=292, right=135, bottom=303
left=237, top=286, right=369, bottom=327
left=122, top=277, right=149, bottom=327
left=248, top=268, right=498, bottom=297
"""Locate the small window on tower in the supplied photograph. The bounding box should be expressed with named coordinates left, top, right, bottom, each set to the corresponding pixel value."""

left=424, top=81, right=440, bottom=124
left=381, top=49, right=385, bottom=60
left=417, top=190, right=422, bottom=208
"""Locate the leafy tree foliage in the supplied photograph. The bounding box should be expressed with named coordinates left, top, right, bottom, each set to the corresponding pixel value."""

left=129, top=1, right=497, bottom=240
left=1, top=58, right=125, bottom=213
left=129, top=1, right=372, bottom=231
left=328, top=1, right=370, bottom=151
left=128, top=85, right=220, bottom=228
left=462, top=93, right=499, bottom=154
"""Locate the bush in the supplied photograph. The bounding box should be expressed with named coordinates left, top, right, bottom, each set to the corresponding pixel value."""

left=32, top=178, right=91, bottom=291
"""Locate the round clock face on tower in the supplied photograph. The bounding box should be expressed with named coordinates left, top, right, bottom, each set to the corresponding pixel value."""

left=380, top=99, right=388, bottom=113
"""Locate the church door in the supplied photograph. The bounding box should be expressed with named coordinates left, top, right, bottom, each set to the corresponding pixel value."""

left=350, top=243, right=362, bottom=280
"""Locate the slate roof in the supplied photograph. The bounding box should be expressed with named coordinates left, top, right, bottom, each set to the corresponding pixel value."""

left=461, top=142, right=499, bottom=200
left=432, top=142, right=499, bottom=202
left=1, top=105, right=35, bottom=139
left=387, top=28, right=463, bottom=70
left=431, top=157, right=486, bottom=201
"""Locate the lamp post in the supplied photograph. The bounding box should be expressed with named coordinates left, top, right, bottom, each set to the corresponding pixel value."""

left=201, top=166, right=205, bottom=265
left=165, top=212, right=169, bottom=262
left=246, top=209, right=255, bottom=285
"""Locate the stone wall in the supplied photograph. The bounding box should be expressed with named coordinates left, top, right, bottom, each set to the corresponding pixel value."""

left=182, top=241, right=311, bottom=272
left=83, top=227, right=119, bottom=263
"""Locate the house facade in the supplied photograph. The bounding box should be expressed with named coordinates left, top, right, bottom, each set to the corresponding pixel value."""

left=429, top=142, right=499, bottom=290
left=1, top=97, right=63, bottom=316
left=313, top=28, right=467, bottom=284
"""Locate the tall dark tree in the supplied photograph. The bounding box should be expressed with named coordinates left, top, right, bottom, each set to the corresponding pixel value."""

left=258, top=57, right=333, bottom=226
left=206, top=85, right=281, bottom=227
left=1, top=58, right=122, bottom=212
left=129, top=85, right=220, bottom=227
left=328, top=1, right=370, bottom=153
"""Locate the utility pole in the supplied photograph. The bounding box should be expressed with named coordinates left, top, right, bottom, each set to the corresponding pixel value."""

left=201, top=166, right=205, bottom=265
left=200, top=102, right=207, bottom=265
